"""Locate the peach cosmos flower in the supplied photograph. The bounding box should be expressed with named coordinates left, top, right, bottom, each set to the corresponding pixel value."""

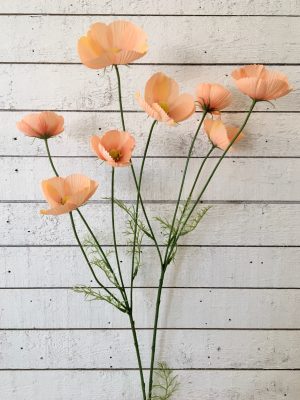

left=204, top=118, right=244, bottom=151
left=135, top=72, right=195, bottom=125
left=40, top=174, right=98, bottom=215
left=196, top=83, right=231, bottom=113
left=78, top=20, right=148, bottom=69
left=231, top=64, right=292, bottom=101
left=16, top=111, right=64, bottom=139
left=91, top=130, right=135, bottom=167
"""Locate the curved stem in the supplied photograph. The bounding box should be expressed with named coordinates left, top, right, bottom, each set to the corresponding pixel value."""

left=163, top=111, right=207, bottom=267
left=44, top=138, right=59, bottom=176
left=176, top=99, right=257, bottom=242
left=114, top=64, right=163, bottom=265
left=148, top=267, right=165, bottom=399
left=69, top=211, right=123, bottom=308
left=130, top=120, right=157, bottom=308
left=166, top=144, right=215, bottom=262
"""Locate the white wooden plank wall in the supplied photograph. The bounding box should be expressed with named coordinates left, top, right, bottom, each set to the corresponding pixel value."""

left=0, top=1, right=299, bottom=399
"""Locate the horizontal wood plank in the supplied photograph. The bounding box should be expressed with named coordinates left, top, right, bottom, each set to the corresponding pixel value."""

left=1, top=246, right=299, bottom=288
left=1, top=16, right=300, bottom=63
left=0, top=0, right=299, bottom=15
left=0, top=65, right=298, bottom=111
left=0, top=370, right=299, bottom=399
left=1, top=203, right=299, bottom=246
left=1, top=288, right=300, bottom=329
left=4, top=157, right=300, bottom=201
left=4, top=111, right=300, bottom=157
left=1, top=330, right=300, bottom=368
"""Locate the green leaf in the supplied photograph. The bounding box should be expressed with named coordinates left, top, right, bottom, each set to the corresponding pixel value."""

left=125, top=217, right=144, bottom=279
left=179, top=206, right=211, bottom=237
left=73, top=285, right=127, bottom=313
left=151, top=362, right=180, bottom=400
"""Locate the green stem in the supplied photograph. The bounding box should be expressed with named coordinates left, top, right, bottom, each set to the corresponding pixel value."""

left=69, top=211, right=123, bottom=309
left=130, top=120, right=157, bottom=308
left=148, top=267, right=166, bottom=399
left=163, top=111, right=207, bottom=267
left=44, top=138, right=59, bottom=176
left=166, top=144, right=215, bottom=263
left=114, top=64, right=163, bottom=265
left=175, top=99, right=257, bottom=243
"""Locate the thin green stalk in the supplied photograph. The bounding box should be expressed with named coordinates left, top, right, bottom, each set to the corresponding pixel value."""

left=69, top=211, right=122, bottom=308
left=163, top=111, right=207, bottom=267
left=148, top=267, right=166, bottom=399
left=114, top=64, right=163, bottom=265
left=130, top=120, right=157, bottom=309
left=166, top=144, right=215, bottom=262
left=44, top=138, right=59, bottom=176
left=175, top=99, right=257, bottom=244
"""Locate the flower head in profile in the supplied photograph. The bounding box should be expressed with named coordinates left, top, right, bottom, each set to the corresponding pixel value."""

left=78, top=20, right=148, bottom=69
left=16, top=111, right=64, bottom=139
left=231, top=64, right=292, bottom=101
left=196, top=83, right=231, bottom=113
left=40, top=174, right=98, bottom=215
left=91, top=130, right=135, bottom=167
left=204, top=118, right=244, bottom=151
left=136, top=72, right=195, bottom=125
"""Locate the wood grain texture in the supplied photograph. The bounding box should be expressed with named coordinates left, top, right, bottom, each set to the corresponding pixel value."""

left=0, top=65, right=299, bottom=112
left=1, top=246, right=299, bottom=288
left=4, top=157, right=300, bottom=201
left=2, top=203, right=299, bottom=246
left=1, top=0, right=299, bottom=15
left=0, top=370, right=298, bottom=400
left=1, top=288, right=300, bottom=328
left=1, top=15, right=300, bottom=63
left=1, top=330, right=300, bottom=368
left=3, top=111, right=300, bottom=157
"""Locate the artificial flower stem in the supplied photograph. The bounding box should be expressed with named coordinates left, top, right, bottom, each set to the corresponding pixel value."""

left=130, top=120, right=157, bottom=308
left=167, top=144, right=216, bottom=258
left=44, top=138, right=59, bottom=177
left=148, top=266, right=166, bottom=399
left=176, top=99, right=257, bottom=242
left=163, top=110, right=208, bottom=266
left=113, top=64, right=163, bottom=264
left=69, top=211, right=123, bottom=309
left=76, top=208, right=122, bottom=292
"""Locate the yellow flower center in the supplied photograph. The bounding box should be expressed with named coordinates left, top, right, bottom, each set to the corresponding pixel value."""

left=61, top=195, right=68, bottom=205
left=109, top=149, right=121, bottom=161
left=158, top=102, right=169, bottom=113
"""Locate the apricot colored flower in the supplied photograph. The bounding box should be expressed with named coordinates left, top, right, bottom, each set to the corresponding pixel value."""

left=196, top=83, right=231, bottom=113
left=136, top=72, right=195, bottom=125
left=16, top=111, right=64, bottom=139
left=231, top=64, right=292, bottom=101
left=91, top=130, right=135, bottom=167
left=78, top=21, right=148, bottom=69
left=204, top=118, right=244, bottom=151
left=40, top=174, right=98, bottom=215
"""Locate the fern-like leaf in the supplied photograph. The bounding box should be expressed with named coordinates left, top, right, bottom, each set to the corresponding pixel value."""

left=125, top=217, right=144, bottom=279
left=73, top=285, right=127, bottom=313
left=151, top=362, right=180, bottom=400
left=179, top=206, right=211, bottom=237
left=83, top=236, right=119, bottom=287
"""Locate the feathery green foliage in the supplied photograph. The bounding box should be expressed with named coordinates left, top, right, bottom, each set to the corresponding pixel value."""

left=73, top=285, right=127, bottom=313
left=151, top=362, right=180, bottom=400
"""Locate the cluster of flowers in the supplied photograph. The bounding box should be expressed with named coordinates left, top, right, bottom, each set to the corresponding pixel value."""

left=17, top=22, right=291, bottom=217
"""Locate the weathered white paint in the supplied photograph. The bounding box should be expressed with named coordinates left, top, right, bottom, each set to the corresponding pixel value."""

left=1, top=203, right=299, bottom=246
left=1, top=246, right=299, bottom=288
left=0, top=0, right=299, bottom=15
left=1, top=288, right=300, bottom=328
left=4, top=157, right=300, bottom=201
left=0, top=370, right=299, bottom=400
left=1, top=16, right=300, bottom=63
left=3, top=111, right=300, bottom=157
left=1, top=65, right=299, bottom=111
left=1, top=0, right=299, bottom=398
left=1, top=330, right=299, bottom=368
